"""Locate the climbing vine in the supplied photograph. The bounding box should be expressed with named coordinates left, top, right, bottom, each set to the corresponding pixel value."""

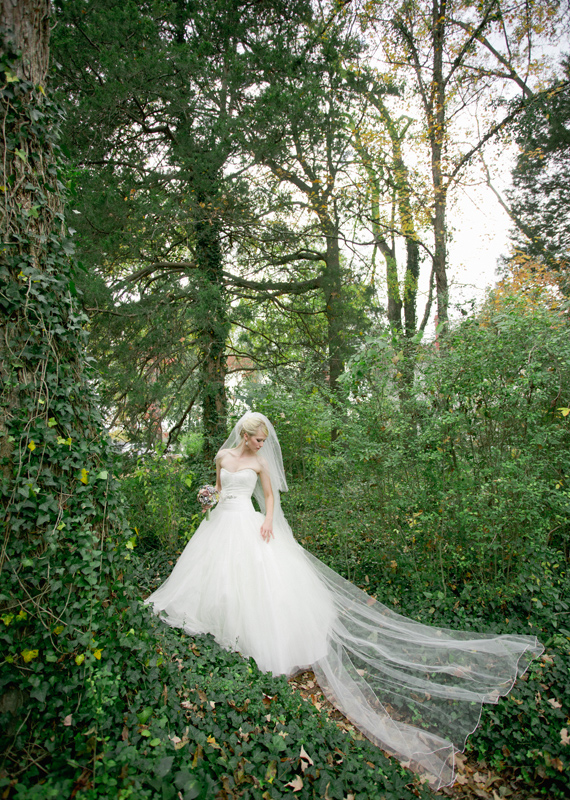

left=0, top=36, right=133, bottom=778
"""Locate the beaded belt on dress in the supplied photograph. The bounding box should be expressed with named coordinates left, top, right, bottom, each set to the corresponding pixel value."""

left=219, top=490, right=249, bottom=502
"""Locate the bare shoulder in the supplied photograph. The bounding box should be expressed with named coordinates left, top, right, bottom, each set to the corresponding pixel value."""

left=215, top=448, right=230, bottom=461
left=257, top=454, right=270, bottom=473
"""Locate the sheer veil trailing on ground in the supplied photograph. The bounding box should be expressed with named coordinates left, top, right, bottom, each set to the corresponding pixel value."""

left=149, top=413, right=544, bottom=789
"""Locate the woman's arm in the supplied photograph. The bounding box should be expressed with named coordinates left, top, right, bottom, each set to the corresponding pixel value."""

left=259, top=465, right=274, bottom=543
left=214, top=453, right=223, bottom=493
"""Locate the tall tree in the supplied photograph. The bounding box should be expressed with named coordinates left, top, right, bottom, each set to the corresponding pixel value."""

left=360, top=0, right=564, bottom=327
left=240, top=9, right=368, bottom=413
left=52, top=0, right=340, bottom=453
left=346, top=67, right=430, bottom=337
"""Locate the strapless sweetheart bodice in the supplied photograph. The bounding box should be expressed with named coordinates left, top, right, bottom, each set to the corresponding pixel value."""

left=219, top=467, right=258, bottom=502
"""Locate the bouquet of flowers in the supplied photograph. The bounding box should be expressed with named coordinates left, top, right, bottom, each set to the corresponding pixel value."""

left=197, top=484, right=219, bottom=520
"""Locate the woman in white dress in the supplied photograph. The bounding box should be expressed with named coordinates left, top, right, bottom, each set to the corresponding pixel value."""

left=146, top=412, right=543, bottom=789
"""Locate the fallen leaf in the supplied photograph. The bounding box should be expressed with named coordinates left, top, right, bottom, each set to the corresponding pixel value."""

left=285, top=775, right=303, bottom=792
left=300, top=745, right=314, bottom=773
left=561, top=728, right=570, bottom=746
left=63, top=714, right=73, bottom=726
left=265, top=760, right=277, bottom=783
left=548, top=697, right=562, bottom=709
left=206, top=735, right=221, bottom=750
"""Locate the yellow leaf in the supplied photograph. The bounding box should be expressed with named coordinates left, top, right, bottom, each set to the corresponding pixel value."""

left=93, top=649, right=103, bottom=660
left=558, top=407, right=570, bottom=417
left=16, top=609, right=27, bottom=620
left=53, top=625, right=64, bottom=635
left=21, top=649, right=39, bottom=663
left=28, top=440, right=36, bottom=451
left=75, top=653, right=85, bottom=665
left=38, top=84, right=46, bottom=95
left=79, top=468, right=89, bottom=484
left=1, top=614, right=14, bottom=626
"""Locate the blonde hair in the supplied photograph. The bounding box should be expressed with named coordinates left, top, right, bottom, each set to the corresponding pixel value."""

left=239, top=413, right=268, bottom=438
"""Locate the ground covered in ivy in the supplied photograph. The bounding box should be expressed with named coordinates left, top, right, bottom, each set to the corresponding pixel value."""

left=2, top=533, right=569, bottom=800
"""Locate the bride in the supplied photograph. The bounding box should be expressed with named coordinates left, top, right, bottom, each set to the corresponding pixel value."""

left=146, top=412, right=543, bottom=789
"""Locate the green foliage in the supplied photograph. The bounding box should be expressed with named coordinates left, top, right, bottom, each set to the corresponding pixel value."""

left=336, top=301, right=570, bottom=592
left=1, top=582, right=433, bottom=800
left=507, top=59, right=570, bottom=279
left=120, top=453, right=200, bottom=551
left=0, top=36, right=133, bottom=791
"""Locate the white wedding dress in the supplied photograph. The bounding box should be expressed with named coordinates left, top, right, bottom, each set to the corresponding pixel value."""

left=146, top=418, right=543, bottom=790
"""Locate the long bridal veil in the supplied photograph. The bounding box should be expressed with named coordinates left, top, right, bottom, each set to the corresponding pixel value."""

left=220, top=414, right=544, bottom=789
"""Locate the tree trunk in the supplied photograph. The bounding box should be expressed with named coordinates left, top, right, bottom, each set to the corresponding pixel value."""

left=1, top=1, right=122, bottom=755
left=431, top=0, right=449, bottom=328
left=1, top=0, right=50, bottom=83
left=403, top=237, right=420, bottom=337
left=322, top=220, right=345, bottom=440
left=195, top=190, right=230, bottom=459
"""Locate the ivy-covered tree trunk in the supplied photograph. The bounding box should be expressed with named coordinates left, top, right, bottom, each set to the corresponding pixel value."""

left=195, top=190, right=230, bottom=459
left=1, top=0, right=125, bottom=759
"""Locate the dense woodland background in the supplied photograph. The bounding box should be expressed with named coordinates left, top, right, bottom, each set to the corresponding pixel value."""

left=1, top=1, right=570, bottom=799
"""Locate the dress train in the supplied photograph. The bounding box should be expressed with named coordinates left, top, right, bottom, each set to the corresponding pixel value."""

left=146, top=466, right=543, bottom=789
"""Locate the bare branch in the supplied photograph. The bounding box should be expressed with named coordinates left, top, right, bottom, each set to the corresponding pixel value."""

left=451, top=16, right=534, bottom=99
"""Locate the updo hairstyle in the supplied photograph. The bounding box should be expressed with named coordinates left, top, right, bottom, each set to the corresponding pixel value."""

left=239, top=413, right=269, bottom=439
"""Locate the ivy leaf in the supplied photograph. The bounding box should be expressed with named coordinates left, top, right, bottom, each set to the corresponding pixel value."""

left=79, top=468, right=89, bottom=484
left=15, top=149, right=27, bottom=162
left=155, top=756, right=174, bottom=778
left=48, top=418, right=57, bottom=427
left=93, top=649, right=103, bottom=660
left=28, top=440, right=36, bottom=451
left=96, top=470, right=108, bottom=480
left=75, top=654, right=85, bottom=665
left=137, top=706, right=153, bottom=724
left=5, top=70, right=19, bottom=83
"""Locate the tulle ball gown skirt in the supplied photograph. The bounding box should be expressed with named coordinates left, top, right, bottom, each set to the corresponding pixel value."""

left=146, top=468, right=543, bottom=789
left=145, top=469, right=335, bottom=676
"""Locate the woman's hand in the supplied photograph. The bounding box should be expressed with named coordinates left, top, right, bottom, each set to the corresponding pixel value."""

left=260, top=518, right=274, bottom=543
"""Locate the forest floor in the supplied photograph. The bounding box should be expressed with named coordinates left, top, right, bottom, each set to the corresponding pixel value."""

left=288, top=670, right=543, bottom=800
